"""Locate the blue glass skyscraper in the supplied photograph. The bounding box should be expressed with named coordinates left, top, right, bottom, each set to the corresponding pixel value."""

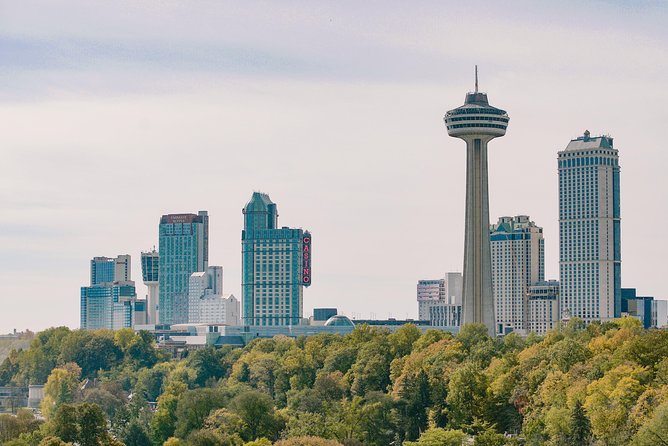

left=158, top=211, right=208, bottom=325
left=242, top=193, right=311, bottom=326
left=558, top=131, right=621, bottom=323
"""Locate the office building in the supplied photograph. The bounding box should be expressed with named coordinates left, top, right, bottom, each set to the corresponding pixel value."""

left=81, top=255, right=137, bottom=330
left=527, top=281, right=560, bottom=335
left=429, top=304, right=462, bottom=327
left=159, top=211, right=209, bottom=325
left=91, top=255, right=130, bottom=285
left=558, top=131, right=621, bottom=323
left=141, top=249, right=159, bottom=324
left=311, top=308, right=338, bottom=325
left=443, top=68, right=509, bottom=336
left=242, top=192, right=312, bottom=326
left=490, top=216, right=544, bottom=333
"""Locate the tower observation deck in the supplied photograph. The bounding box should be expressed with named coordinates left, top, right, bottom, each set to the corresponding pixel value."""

left=443, top=68, right=509, bottom=336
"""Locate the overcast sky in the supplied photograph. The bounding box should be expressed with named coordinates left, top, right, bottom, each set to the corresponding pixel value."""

left=1, top=0, right=667, bottom=332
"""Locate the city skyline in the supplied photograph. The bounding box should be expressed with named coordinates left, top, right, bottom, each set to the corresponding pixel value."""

left=2, top=1, right=668, bottom=332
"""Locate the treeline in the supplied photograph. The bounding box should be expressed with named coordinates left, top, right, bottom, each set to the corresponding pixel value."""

left=1, top=319, right=668, bottom=446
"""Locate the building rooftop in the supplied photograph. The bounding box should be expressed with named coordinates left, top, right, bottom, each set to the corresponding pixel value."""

left=243, top=192, right=275, bottom=212
left=564, top=130, right=614, bottom=151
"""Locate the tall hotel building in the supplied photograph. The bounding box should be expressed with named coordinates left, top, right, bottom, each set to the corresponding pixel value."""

left=158, top=211, right=209, bottom=325
left=242, top=192, right=311, bottom=326
left=490, top=216, right=544, bottom=333
left=558, top=131, right=621, bottom=323
left=81, top=255, right=137, bottom=330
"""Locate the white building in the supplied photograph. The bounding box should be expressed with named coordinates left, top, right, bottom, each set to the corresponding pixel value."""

left=417, top=273, right=462, bottom=325
left=652, top=300, right=668, bottom=329
left=188, top=267, right=240, bottom=325
left=527, top=281, right=560, bottom=335
left=490, top=215, right=544, bottom=334
left=558, top=131, right=621, bottom=323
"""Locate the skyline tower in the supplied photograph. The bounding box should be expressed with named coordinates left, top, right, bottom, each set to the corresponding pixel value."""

left=444, top=68, right=509, bottom=336
left=158, top=211, right=209, bottom=325
left=242, top=192, right=312, bottom=326
left=558, top=131, right=621, bottom=323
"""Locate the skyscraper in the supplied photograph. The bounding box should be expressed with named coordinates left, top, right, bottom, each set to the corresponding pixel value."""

left=242, top=192, right=311, bottom=326
left=141, top=249, right=159, bottom=324
left=158, top=211, right=209, bottom=325
left=81, top=255, right=137, bottom=330
left=444, top=69, right=509, bottom=336
left=558, top=131, right=621, bottom=323
left=490, top=215, right=544, bottom=333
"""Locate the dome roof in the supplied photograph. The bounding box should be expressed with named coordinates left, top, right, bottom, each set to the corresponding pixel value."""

left=324, top=315, right=355, bottom=327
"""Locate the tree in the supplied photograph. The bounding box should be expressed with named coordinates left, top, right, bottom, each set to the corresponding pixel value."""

left=151, top=393, right=179, bottom=445
left=404, top=428, right=468, bottom=446
left=77, top=403, right=110, bottom=446
left=568, top=400, right=592, bottom=445
left=50, top=404, right=80, bottom=443
left=474, top=428, right=506, bottom=446
left=631, top=400, right=668, bottom=446
left=244, top=439, right=272, bottom=446
left=274, top=438, right=343, bottom=446
left=39, top=437, right=73, bottom=446
left=41, top=363, right=82, bottom=419
left=121, top=419, right=151, bottom=446
left=174, top=388, right=227, bottom=438
left=231, top=390, right=280, bottom=441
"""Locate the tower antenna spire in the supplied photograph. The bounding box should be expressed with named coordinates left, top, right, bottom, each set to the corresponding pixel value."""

left=475, top=65, right=478, bottom=93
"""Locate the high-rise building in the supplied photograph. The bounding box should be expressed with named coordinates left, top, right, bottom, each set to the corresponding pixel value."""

left=444, top=68, right=509, bottom=336
left=141, top=249, right=159, bottom=324
left=417, top=273, right=463, bottom=321
left=558, top=131, right=621, bottom=323
left=159, top=211, right=209, bottom=325
left=81, top=255, right=137, bottom=330
left=490, top=216, right=544, bottom=333
left=527, top=281, right=560, bottom=335
left=242, top=192, right=311, bottom=326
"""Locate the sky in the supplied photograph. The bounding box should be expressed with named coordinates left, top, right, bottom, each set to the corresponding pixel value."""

left=1, top=0, right=667, bottom=333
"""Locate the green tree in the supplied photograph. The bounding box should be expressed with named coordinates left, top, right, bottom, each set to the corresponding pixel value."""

left=77, top=403, right=110, bottom=446
left=50, top=404, right=80, bottom=443
left=630, top=400, right=668, bottom=446
left=231, top=390, right=280, bottom=441
left=121, top=419, right=151, bottom=446
left=568, top=400, right=591, bottom=445
left=39, top=437, right=73, bottom=446
left=174, top=388, right=227, bottom=438
left=404, top=428, right=468, bottom=446
left=151, top=393, right=179, bottom=445
left=41, top=363, right=81, bottom=419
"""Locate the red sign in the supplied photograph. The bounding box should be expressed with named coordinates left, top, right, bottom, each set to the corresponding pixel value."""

left=302, top=233, right=312, bottom=286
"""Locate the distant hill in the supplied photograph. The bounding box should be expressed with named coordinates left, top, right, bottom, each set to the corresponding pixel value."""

left=0, top=333, right=33, bottom=362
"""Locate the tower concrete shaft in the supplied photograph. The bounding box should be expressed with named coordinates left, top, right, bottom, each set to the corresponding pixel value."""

left=444, top=79, right=509, bottom=336
left=462, top=135, right=495, bottom=333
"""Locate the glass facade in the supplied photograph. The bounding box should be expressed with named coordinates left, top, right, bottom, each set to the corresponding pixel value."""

left=242, top=193, right=311, bottom=326
left=558, top=132, right=621, bottom=323
left=158, top=211, right=208, bottom=325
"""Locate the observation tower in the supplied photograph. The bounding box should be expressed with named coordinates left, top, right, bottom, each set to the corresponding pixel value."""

left=443, top=67, right=509, bottom=336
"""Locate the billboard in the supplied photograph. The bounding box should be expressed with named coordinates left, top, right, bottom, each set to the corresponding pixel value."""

left=302, top=232, right=312, bottom=287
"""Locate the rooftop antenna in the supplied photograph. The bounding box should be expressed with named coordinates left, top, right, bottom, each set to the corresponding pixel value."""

left=475, top=65, right=479, bottom=93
